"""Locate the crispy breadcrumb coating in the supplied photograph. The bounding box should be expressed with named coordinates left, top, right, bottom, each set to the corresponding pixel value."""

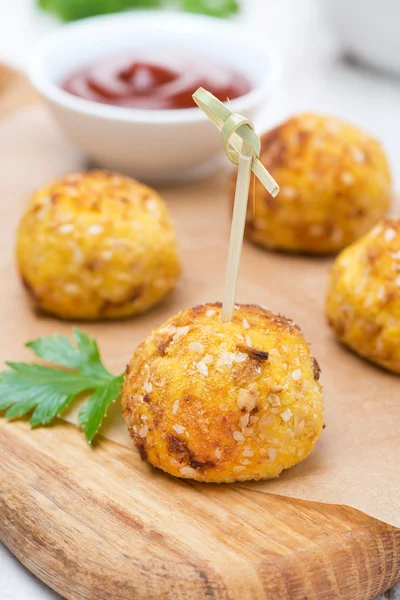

left=122, top=303, right=324, bottom=482
left=16, top=171, right=180, bottom=320
left=326, top=218, right=400, bottom=374
left=243, top=113, right=391, bottom=254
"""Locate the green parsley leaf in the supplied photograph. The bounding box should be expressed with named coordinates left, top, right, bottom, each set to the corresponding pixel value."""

left=26, top=329, right=112, bottom=380
left=179, top=0, right=239, bottom=18
left=37, top=0, right=238, bottom=21
left=37, top=0, right=161, bottom=21
left=78, top=374, right=124, bottom=442
left=37, top=0, right=162, bottom=21
left=0, top=329, right=124, bottom=443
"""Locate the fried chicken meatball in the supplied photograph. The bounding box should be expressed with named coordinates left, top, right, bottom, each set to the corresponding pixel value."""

left=326, top=218, right=400, bottom=374
left=16, top=171, right=180, bottom=320
left=243, top=113, right=391, bottom=254
left=122, top=303, right=324, bottom=482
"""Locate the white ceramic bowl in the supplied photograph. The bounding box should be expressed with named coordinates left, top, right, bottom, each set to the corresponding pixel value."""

left=325, top=0, right=400, bottom=76
left=29, top=11, right=279, bottom=182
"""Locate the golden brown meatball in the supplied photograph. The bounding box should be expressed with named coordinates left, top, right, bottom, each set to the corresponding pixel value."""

left=326, top=218, right=400, bottom=374
left=122, top=303, right=324, bottom=482
left=16, top=171, right=180, bottom=320
left=243, top=113, right=391, bottom=254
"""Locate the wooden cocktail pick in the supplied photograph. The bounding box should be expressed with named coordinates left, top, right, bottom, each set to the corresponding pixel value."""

left=192, top=87, right=279, bottom=322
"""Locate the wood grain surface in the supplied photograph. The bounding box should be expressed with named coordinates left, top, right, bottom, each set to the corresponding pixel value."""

left=1, top=418, right=400, bottom=600
left=0, top=67, right=399, bottom=600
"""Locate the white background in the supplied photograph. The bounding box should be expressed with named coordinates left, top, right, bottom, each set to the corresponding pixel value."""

left=0, top=0, right=399, bottom=598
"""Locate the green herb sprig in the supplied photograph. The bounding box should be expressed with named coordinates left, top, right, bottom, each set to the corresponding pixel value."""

left=37, top=0, right=239, bottom=21
left=0, top=329, right=124, bottom=443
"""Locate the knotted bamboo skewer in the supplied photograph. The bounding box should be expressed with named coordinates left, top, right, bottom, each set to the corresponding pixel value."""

left=192, top=88, right=279, bottom=322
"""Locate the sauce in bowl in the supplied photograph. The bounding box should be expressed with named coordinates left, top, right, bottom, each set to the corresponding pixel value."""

left=62, top=53, right=252, bottom=110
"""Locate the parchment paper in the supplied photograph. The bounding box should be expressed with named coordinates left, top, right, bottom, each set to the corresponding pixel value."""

left=0, top=105, right=398, bottom=527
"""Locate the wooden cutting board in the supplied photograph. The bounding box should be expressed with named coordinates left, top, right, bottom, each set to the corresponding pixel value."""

left=1, top=417, right=399, bottom=600
left=0, top=68, right=399, bottom=600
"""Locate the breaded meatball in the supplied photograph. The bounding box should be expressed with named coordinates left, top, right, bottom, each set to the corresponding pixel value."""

left=243, top=113, right=391, bottom=254
left=122, top=303, right=324, bottom=482
left=16, top=171, right=180, bottom=320
left=326, top=218, right=400, bottom=374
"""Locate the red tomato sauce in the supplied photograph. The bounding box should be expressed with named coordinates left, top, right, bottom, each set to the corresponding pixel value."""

left=62, top=53, right=252, bottom=110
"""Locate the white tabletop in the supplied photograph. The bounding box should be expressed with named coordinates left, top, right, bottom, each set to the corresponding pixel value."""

left=0, top=0, right=399, bottom=598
